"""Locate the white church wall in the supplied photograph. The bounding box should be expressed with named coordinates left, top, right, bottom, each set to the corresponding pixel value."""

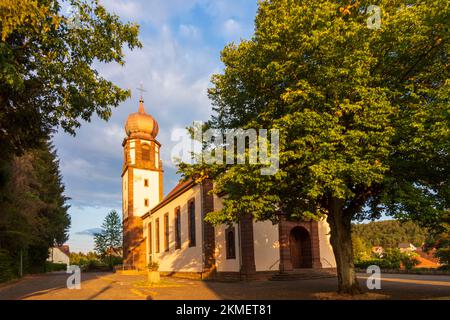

left=133, top=169, right=160, bottom=217
left=214, top=196, right=280, bottom=272
left=214, top=223, right=241, bottom=272
left=214, top=193, right=241, bottom=272
left=318, top=218, right=337, bottom=268
left=253, top=220, right=280, bottom=272
left=145, top=184, right=203, bottom=273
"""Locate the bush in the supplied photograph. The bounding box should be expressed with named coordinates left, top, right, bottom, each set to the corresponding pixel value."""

left=355, top=248, right=420, bottom=270
left=69, top=252, right=114, bottom=271
left=352, top=235, right=372, bottom=261
left=0, top=250, right=15, bottom=283
left=402, top=254, right=420, bottom=270
left=436, top=247, right=450, bottom=266
left=45, top=262, right=67, bottom=272
left=354, top=258, right=400, bottom=269
left=102, top=255, right=123, bottom=268
left=82, top=259, right=109, bottom=272
left=438, top=264, right=450, bottom=271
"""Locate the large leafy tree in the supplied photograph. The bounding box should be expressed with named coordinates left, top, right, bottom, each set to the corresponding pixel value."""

left=0, top=0, right=141, bottom=158
left=0, top=0, right=140, bottom=279
left=180, top=0, right=449, bottom=293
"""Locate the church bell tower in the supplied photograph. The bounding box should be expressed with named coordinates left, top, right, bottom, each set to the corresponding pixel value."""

left=122, top=93, right=163, bottom=269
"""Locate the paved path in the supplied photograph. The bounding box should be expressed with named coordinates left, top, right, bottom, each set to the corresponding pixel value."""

left=0, top=272, right=449, bottom=300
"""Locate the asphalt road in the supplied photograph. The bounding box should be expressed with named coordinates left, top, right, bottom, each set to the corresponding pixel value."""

left=0, top=271, right=449, bottom=300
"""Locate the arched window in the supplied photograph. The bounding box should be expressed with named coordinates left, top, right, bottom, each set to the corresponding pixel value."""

left=155, top=218, right=160, bottom=253
left=142, top=143, right=150, bottom=161
left=164, top=213, right=169, bottom=252
left=148, top=222, right=152, bottom=255
left=175, top=207, right=181, bottom=249
left=188, top=199, right=196, bottom=247
left=226, top=226, right=236, bottom=259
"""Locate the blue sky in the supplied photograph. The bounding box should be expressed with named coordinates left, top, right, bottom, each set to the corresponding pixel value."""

left=55, top=0, right=259, bottom=252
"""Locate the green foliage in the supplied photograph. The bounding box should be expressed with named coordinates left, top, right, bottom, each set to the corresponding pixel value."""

left=352, top=235, right=372, bottom=261
left=187, top=0, right=449, bottom=226
left=355, top=258, right=397, bottom=270
left=403, top=254, right=420, bottom=270
left=353, top=220, right=428, bottom=248
left=383, top=248, right=406, bottom=269
left=83, top=259, right=109, bottom=272
left=45, top=262, right=67, bottom=272
left=0, top=0, right=60, bottom=41
left=94, top=210, right=122, bottom=268
left=179, top=0, right=448, bottom=293
left=425, top=212, right=450, bottom=265
left=355, top=248, right=420, bottom=270
left=69, top=251, right=99, bottom=265
left=0, top=249, right=15, bottom=283
left=0, top=0, right=142, bottom=158
left=68, top=251, right=114, bottom=271
left=0, top=140, right=70, bottom=278
left=0, top=0, right=138, bottom=281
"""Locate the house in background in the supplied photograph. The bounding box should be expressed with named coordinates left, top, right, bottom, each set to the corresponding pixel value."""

left=47, top=245, right=70, bottom=265
left=372, top=246, right=384, bottom=256
left=398, top=243, right=417, bottom=253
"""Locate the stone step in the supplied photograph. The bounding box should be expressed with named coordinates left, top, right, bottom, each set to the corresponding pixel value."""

left=269, top=269, right=336, bottom=281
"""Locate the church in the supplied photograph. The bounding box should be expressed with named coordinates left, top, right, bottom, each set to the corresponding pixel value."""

left=122, top=97, right=336, bottom=280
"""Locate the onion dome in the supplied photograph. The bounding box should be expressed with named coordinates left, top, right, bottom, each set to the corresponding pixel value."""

left=125, top=99, right=159, bottom=139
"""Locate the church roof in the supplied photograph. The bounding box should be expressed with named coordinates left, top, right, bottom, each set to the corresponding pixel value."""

left=163, top=179, right=194, bottom=202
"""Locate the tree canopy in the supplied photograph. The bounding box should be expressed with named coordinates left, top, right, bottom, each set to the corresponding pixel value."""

left=352, top=220, right=428, bottom=248
left=425, top=211, right=450, bottom=266
left=0, top=0, right=141, bottom=281
left=179, top=0, right=449, bottom=293
left=0, top=0, right=141, bottom=157
left=0, top=141, right=70, bottom=278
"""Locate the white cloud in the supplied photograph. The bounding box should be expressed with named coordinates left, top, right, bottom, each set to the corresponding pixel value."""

left=55, top=22, right=217, bottom=209
left=53, top=1, right=259, bottom=244
left=53, top=0, right=260, bottom=252
left=179, top=24, right=201, bottom=39
left=100, top=0, right=143, bottom=21
left=223, top=18, right=242, bottom=37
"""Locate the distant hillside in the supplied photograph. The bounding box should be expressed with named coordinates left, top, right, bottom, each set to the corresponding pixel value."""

left=352, top=220, right=427, bottom=248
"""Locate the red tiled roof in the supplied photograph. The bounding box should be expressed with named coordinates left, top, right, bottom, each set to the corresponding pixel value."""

left=56, top=245, right=70, bottom=257
left=162, top=179, right=194, bottom=203
left=415, top=256, right=440, bottom=268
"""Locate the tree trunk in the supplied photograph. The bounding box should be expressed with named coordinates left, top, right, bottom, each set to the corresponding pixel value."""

left=327, top=198, right=362, bottom=294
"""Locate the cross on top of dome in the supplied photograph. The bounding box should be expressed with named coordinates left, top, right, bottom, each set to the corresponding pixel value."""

left=124, top=82, right=159, bottom=139
left=137, top=82, right=146, bottom=113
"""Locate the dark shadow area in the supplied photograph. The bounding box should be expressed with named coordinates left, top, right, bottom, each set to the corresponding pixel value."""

left=0, top=271, right=110, bottom=300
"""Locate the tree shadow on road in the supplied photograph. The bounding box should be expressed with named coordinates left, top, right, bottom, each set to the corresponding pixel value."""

left=0, top=272, right=110, bottom=300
